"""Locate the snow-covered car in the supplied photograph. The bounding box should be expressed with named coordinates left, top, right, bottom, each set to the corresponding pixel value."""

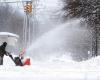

left=0, top=32, right=31, bottom=66
left=0, top=32, right=19, bottom=46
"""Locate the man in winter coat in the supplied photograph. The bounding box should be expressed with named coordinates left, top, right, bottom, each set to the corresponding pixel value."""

left=0, top=42, right=12, bottom=65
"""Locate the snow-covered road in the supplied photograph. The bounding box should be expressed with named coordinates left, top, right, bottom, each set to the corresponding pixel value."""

left=0, top=56, right=100, bottom=80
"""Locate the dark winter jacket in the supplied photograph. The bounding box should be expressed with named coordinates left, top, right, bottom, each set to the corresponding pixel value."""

left=0, top=42, right=8, bottom=58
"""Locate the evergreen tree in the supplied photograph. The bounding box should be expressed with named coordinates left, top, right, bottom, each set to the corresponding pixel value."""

left=62, top=0, right=100, bottom=57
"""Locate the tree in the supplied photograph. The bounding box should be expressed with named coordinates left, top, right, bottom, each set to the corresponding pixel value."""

left=0, top=4, right=24, bottom=52
left=62, top=0, right=100, bottom=57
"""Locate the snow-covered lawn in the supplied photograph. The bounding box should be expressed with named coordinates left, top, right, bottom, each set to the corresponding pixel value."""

left=0, top=56, right=100, bottom=80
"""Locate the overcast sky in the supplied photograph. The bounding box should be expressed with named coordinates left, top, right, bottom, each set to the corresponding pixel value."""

left=0, top=0, right=60, bottom=14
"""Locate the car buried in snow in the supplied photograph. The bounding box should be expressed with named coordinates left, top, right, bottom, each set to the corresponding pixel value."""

left=0, top=32, right=19, bottom=46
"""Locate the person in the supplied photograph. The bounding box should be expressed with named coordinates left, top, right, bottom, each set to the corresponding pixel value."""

left=0, top=42, right=12, bottom=65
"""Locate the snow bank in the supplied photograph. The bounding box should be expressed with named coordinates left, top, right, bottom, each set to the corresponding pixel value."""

left=0, top=55, right=100, bottom=80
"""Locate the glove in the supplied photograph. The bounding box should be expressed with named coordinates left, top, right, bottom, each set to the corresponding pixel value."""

left=9, top=55, right=12, bottom=57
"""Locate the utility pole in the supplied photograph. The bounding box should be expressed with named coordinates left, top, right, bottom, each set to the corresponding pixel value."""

left=23, top=1, right=32, bottom=49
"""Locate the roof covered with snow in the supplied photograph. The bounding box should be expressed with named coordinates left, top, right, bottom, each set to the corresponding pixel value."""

left=0, top=32, right=19, bottom=38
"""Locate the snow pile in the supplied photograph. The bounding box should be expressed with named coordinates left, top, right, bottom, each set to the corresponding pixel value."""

left=3, top=56, right=15, bottom=66
left=0, top=55, right=100, bottom=80
left=80, top=56, right=100, bottom=68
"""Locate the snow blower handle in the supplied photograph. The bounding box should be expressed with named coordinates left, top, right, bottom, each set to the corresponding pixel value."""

left=6, top=52, right=15, bottom=62
left=9, top=54, right=13, bottom=60
left=6, top=52, right=11, bottom=56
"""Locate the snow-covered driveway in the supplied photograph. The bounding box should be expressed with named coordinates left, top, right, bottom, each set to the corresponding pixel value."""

left=0, top=56, right=100, bottom=80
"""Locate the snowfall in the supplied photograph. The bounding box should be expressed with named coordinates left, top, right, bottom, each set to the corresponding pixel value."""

left=0, top=20, right=100, bottom=80
left=0, top=55, right=99, bottom=80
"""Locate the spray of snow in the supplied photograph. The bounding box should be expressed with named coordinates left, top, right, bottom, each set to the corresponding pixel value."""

left=26, top=19, right=91, bottom=61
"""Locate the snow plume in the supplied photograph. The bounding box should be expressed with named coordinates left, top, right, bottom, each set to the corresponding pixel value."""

left=26, top=19, right=91, bottom=61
